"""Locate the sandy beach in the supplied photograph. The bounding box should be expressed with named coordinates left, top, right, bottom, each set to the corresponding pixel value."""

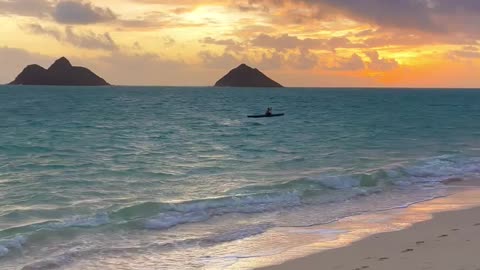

left=259, top=187, right=480, bottom=270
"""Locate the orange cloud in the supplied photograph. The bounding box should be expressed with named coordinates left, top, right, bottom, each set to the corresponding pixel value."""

left=0, top=0, right=478, bottom=87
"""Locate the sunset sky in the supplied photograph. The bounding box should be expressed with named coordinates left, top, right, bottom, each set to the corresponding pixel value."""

left=1, top=0, right=479, bottom=87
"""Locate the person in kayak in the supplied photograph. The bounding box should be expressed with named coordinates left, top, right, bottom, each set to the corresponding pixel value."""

left=265, top=107, right=273, bottom=116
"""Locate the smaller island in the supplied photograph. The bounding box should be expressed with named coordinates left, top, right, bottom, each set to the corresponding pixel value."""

left=214, top=64, right=283, bottom=88
left=9, top=57, right=109, bottom=86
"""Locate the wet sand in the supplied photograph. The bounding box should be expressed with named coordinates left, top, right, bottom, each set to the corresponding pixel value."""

left=258, top=186, right=480, bottom=270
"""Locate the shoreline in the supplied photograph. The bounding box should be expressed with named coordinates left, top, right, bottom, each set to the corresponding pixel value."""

left=252, top=186, right=480, bottom=270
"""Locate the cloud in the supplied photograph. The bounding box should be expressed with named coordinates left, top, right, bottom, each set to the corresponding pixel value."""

left=448, top=46, right=480, bottom=60
left=251, top=34, right=309, bottom=51
left=200, top=37, right=244, bottom=51
left=89, top=52, right=213, bottom=86
left=26, top=23, right=62, bottom=40
left=256, top=49, right=319, bottom=70
left=231, top=0, right=270, bottom=12
left=53, top=1, right=116, bottom=24
left=0, top=0, right=52, bottom=18
left=172, top=7, right=195, bottom=14
left=256, top=51, right=284, bottom=70
left=162, top=36, right=176, bottom=47
left=286, top=49, right=319, bottom=69
left=250, top=33, right=362, bottom=51
left=198, top=51, right=241, bottom=69
left=238, top=0, right=439, bottom=31
left=365, top=51, right=398, bottom=71
left=251, top=0, right=442, bottom=32
left=244, top=0, right=480, bottom=36
left=24, top=23, right=118, bottom=51
left=64, top=26, right=117, bottom=50
left=116, top=10, right=208, bottom=30
left=432, top=0, right=480, bottom=14
left=0, top=0, right=120, bottom=26
left=450, top=50, right=480, bottom=59
left=309, top=0, right=441, bottom=32
left=325, top=53, right=365, bottom=71
left=0, top=47, right=212, bottom=86
left=0, top=47, right=53, bottom=83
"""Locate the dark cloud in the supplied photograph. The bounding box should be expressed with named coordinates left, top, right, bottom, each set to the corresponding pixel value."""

left=244, top=0, right=480, bottom=35
left=64, top=26, right=117, bottom=50
left=0, top=0, right=52, bottom=18
left=53, top=1, right=116, bottom=24
left=25, top=23, right=62, bottom=40
left=24, top=23, right=118, bottom=51
left=433, top=0, right=480, bottom=13
left=311, top=0, right=441, bottom=32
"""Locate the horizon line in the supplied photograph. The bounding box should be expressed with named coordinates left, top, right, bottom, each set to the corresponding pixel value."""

left=3, top=85, right=480, bottom=90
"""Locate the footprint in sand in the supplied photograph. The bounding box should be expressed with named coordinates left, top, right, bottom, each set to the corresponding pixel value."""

left=378, top=257, right=389, bottom=261
left=416, top=241, right=425, bottom=245
left=402, top=248, right=414, bottom=253
left=353, top=267, right=369, bottom=270
left=438, top=234, right=448, bottom=238
left=474, top=223, right=480, bottom=226
left=451, top=229, right=460, bottom=231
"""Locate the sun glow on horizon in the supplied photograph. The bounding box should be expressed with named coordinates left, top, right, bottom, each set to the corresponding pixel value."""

left=0, top=0, right=479, bottom=87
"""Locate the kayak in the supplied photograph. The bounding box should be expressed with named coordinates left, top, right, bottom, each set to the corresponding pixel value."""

left=248, top=113, right=285, bottom=118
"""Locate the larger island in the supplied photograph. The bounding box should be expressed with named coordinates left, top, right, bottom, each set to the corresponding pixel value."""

left=9, top=57, right=109, bottom=86
left=214, top=64, right=283, bottom=88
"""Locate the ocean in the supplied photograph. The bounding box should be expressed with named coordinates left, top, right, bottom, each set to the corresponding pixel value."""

left=1, top=86, right=480, bottom=269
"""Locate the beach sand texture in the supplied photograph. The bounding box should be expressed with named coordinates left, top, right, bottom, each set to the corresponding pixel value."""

left=260, top=188, right=480, bottom=270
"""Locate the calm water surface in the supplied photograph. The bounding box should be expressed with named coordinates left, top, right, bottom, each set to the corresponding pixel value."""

left=1, top=86, right=480, bottom=269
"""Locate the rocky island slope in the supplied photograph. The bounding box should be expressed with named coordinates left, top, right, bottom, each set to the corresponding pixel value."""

left=9, top=57, right=109, bottom=86
left=214, top=64, right=283, bottom=88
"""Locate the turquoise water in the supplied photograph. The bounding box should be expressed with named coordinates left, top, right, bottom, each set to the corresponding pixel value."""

left=1, top=86, right=480, bottom=269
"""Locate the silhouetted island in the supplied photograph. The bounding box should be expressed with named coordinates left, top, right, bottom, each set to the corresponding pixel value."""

left=214, top=64, right=283, bottom=88
left=9, top=57, right=109, bottom=86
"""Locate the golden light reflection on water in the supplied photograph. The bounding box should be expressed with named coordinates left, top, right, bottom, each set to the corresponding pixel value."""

left=225, top=187, right=480, bottom=270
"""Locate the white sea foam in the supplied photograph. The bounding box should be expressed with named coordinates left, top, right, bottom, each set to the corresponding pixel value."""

left=145, top=211, right=210, bottom=230
left=0, top=235, right=27, bottom=257
left=22, top=254, right=74, bottom=270
left=145, top=156, right=480, bottom=230
left=145, top=192, right=301, bottom=230
left=61, top=213, right=110, bottom=228
left=205, top=223, right=273, bottom=243
left=0, top=246, right=9, bottom=257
